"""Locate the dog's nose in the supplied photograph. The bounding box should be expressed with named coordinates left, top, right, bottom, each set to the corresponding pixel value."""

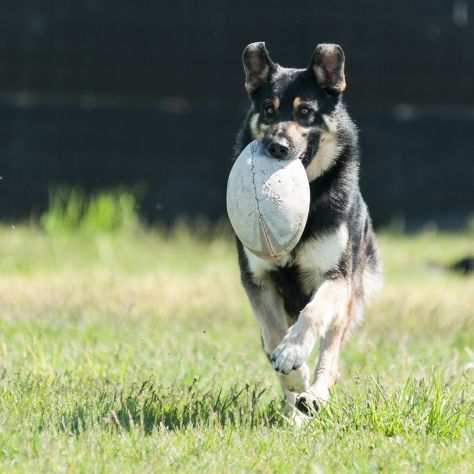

left=267, top=141, right=289, bottom=159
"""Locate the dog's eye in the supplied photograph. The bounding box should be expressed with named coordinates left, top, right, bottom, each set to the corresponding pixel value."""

left=264, top=105, right=275, bottom=116
left=299, top=107, right=310, bottom=116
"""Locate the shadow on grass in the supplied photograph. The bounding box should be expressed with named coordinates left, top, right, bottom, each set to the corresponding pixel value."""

left=58, top=381, right=284, bottom=435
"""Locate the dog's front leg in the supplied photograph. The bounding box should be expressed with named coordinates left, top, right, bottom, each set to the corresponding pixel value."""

left=244, top=283, right=310, bottom=415
left=271, top=278, right=350, bottom=408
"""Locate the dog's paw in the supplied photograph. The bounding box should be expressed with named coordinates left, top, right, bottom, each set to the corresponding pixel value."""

left=288, top=409, right=310, bottom=428
left=271, top=340, right=307, bottom=375
left=295, top=390, right=329, bottom=416
left=271, top=323, right=315, bottom=375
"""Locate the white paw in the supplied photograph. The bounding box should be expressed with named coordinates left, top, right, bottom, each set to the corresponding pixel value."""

left=282, top=396, right=310, bottom=428
left=271, top=323, right=315, bottom=375
left=288, top=409, right=310, bottom=428
left=271, top=339, right=308, bottom=374
left=295, top=389, right=329, bottom=416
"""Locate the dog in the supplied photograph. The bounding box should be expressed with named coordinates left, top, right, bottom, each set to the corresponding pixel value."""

left=233, top=42, right=382, bottom=419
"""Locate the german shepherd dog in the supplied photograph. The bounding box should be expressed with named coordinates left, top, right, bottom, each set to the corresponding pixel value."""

left=233, top=42, right=382, bottom=419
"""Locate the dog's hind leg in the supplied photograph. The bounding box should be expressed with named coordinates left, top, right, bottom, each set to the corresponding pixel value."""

left=296, top=320, right=346, bottom=413
left=298, top=284, right=362, bottom=415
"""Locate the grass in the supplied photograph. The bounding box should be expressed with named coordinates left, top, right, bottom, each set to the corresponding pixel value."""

left=40, top=189, right=140, bottom=236
left=0, top=198, right=472, bottom=472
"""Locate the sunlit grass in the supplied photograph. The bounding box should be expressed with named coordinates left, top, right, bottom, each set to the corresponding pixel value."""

left=0, top=217, right=472, bottom=472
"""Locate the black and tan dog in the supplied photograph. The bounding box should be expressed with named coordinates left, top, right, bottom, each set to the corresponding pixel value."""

left=233, top=42, right=382, bottom=419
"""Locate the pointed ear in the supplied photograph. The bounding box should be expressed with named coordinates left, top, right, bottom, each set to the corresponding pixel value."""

left=242, top=42, right=276, bottom=94
left=309, top=43, right=346, bottom=93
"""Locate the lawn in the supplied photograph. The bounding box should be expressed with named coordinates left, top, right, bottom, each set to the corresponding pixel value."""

left=0, top=223, right=472, bottom=473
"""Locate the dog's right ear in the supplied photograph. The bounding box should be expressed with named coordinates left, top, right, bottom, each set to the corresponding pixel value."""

left=309, top=43, right=346, bottom=93
left=242, top=42, right=275, bottom=94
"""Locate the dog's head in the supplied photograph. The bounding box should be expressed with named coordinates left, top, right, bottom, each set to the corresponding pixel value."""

left=242, top=42, right=347, bottom=181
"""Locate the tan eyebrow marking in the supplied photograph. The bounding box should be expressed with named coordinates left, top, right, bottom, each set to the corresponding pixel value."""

left=273, top=97, right=280, bottom=110
left=293, top=97, right=302, bottom=110
left=293, top=97, right=320, bottom=112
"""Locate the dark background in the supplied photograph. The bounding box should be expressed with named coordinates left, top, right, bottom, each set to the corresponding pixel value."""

left=0, top=1, right=473, bottom=227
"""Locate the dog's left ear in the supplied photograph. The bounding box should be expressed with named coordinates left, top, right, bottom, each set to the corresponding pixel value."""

left=309, top=44, right=346, bottom=93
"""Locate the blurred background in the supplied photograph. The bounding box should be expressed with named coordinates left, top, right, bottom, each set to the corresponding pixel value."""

left=0, top=0, right=473, bottom=229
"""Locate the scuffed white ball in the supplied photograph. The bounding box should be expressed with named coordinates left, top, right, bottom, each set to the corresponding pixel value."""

left=226, top=140, right=310, bottom=259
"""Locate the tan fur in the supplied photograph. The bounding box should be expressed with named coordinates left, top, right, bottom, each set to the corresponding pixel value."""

left=249, top=113, right=270, bottom=140
left=305, top=128, right=341, bottom=182
left=292, top=97, right=319, bottom=113
left=285, top=122, right=305, bottom=144
left=292, top=97, right=302, bottom=110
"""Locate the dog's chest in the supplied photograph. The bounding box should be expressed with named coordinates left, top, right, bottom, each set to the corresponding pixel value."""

left=245, top=224, right=348, bottom=296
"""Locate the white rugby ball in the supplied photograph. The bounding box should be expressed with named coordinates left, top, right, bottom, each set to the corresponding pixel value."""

left=226, top=140, right=310, bottom=259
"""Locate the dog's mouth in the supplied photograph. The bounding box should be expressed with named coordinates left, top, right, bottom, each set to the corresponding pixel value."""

left=299, top=149, right=313, bottom=168
left=300, top=132, right=321, bottom=169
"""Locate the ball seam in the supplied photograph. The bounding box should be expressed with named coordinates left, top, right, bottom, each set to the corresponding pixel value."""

left=249, top=143, right=276, bottom=257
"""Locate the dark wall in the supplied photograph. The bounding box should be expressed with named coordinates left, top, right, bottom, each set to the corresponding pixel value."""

left=1, top=1, right=473, bottom=226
